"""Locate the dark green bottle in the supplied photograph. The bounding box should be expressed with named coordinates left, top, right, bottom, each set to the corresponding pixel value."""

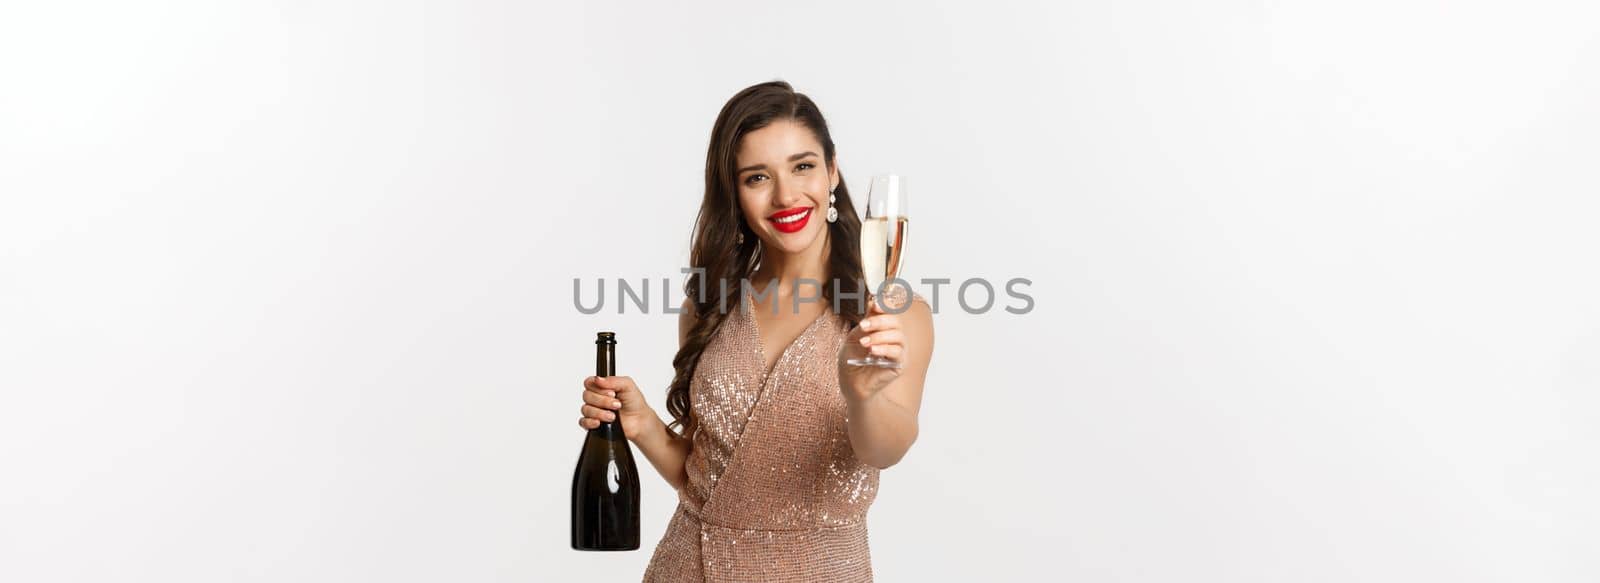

left=570, top=331, right=640, bottom=550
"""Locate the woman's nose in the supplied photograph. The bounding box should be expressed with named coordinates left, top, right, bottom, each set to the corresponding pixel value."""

left=771, top=176, right=805, bottom=207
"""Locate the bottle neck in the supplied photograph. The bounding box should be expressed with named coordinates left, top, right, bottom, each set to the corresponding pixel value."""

left=595, top=341, right=619, bottom=432
left=596, top=343, right=615, bottom=378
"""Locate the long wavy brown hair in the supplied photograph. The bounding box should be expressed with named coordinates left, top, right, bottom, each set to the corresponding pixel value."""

left=664, top=81, right=866, bottom=439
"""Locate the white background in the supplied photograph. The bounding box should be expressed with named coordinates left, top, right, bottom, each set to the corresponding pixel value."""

left=3, top=1, right=1597, bottom=581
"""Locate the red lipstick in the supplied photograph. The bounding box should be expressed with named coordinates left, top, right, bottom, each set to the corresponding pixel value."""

left=766, top=206, right=812, bottom=234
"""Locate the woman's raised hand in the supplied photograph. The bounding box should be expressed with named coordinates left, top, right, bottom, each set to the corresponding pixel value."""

left=838, top=293, right=909, bottom=401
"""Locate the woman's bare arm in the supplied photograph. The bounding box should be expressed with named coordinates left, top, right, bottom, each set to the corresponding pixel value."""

left=836, top=296, right=935, bottom=469
left=624, top=406, right=691, bottom=491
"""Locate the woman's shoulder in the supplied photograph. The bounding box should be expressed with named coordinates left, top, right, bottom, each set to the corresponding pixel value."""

left=901, top=292, right=935, bottom=327
left=879, top=287, right=934, bottom=318
left=838, top=290, right=933, bottom=330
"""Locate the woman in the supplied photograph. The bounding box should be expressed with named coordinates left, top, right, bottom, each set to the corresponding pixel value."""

left=576, top=81, right=934, bottom=582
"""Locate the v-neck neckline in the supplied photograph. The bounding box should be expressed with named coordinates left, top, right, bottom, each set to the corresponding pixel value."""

left=743, top=287, right=833, bottom=380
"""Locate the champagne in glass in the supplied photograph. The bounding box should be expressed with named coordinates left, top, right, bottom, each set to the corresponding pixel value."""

left=849, top=175, right=910, bottom=369
left=860, top=216, right=909, bottom=297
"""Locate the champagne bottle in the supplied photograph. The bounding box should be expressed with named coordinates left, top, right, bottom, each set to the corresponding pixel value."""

left=570, top=331, right=641, bottom=551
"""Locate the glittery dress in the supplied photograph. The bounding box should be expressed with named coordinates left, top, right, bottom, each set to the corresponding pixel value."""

left=642, top=296, right=879, bottom=582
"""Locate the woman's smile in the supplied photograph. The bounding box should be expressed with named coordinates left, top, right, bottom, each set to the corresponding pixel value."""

left=767, top=205, right=813, bottom=233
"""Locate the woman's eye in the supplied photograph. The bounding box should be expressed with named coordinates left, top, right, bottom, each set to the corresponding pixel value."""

left=745, top=174, right=767, bottom=185
left=796, top=162, right=814, bottom=171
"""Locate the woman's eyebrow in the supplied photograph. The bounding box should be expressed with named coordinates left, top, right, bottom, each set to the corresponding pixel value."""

left=736, top=151, right=820, bottom=174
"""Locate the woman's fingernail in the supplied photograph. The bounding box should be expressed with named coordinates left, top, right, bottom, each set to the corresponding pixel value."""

left=861, top=319, right=873, bottom=330
left=860, top=336, right=871, bottom=346
left=613, top=401, right=622, bottom=409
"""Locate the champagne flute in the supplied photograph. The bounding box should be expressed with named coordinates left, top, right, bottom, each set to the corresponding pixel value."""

left=849, top=174, right=910, bottom=369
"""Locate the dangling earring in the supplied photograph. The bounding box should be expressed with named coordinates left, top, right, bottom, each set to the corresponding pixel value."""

left=826, top=186, right=839, bottom=223
left=737, top=229, right=745, bottom=245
